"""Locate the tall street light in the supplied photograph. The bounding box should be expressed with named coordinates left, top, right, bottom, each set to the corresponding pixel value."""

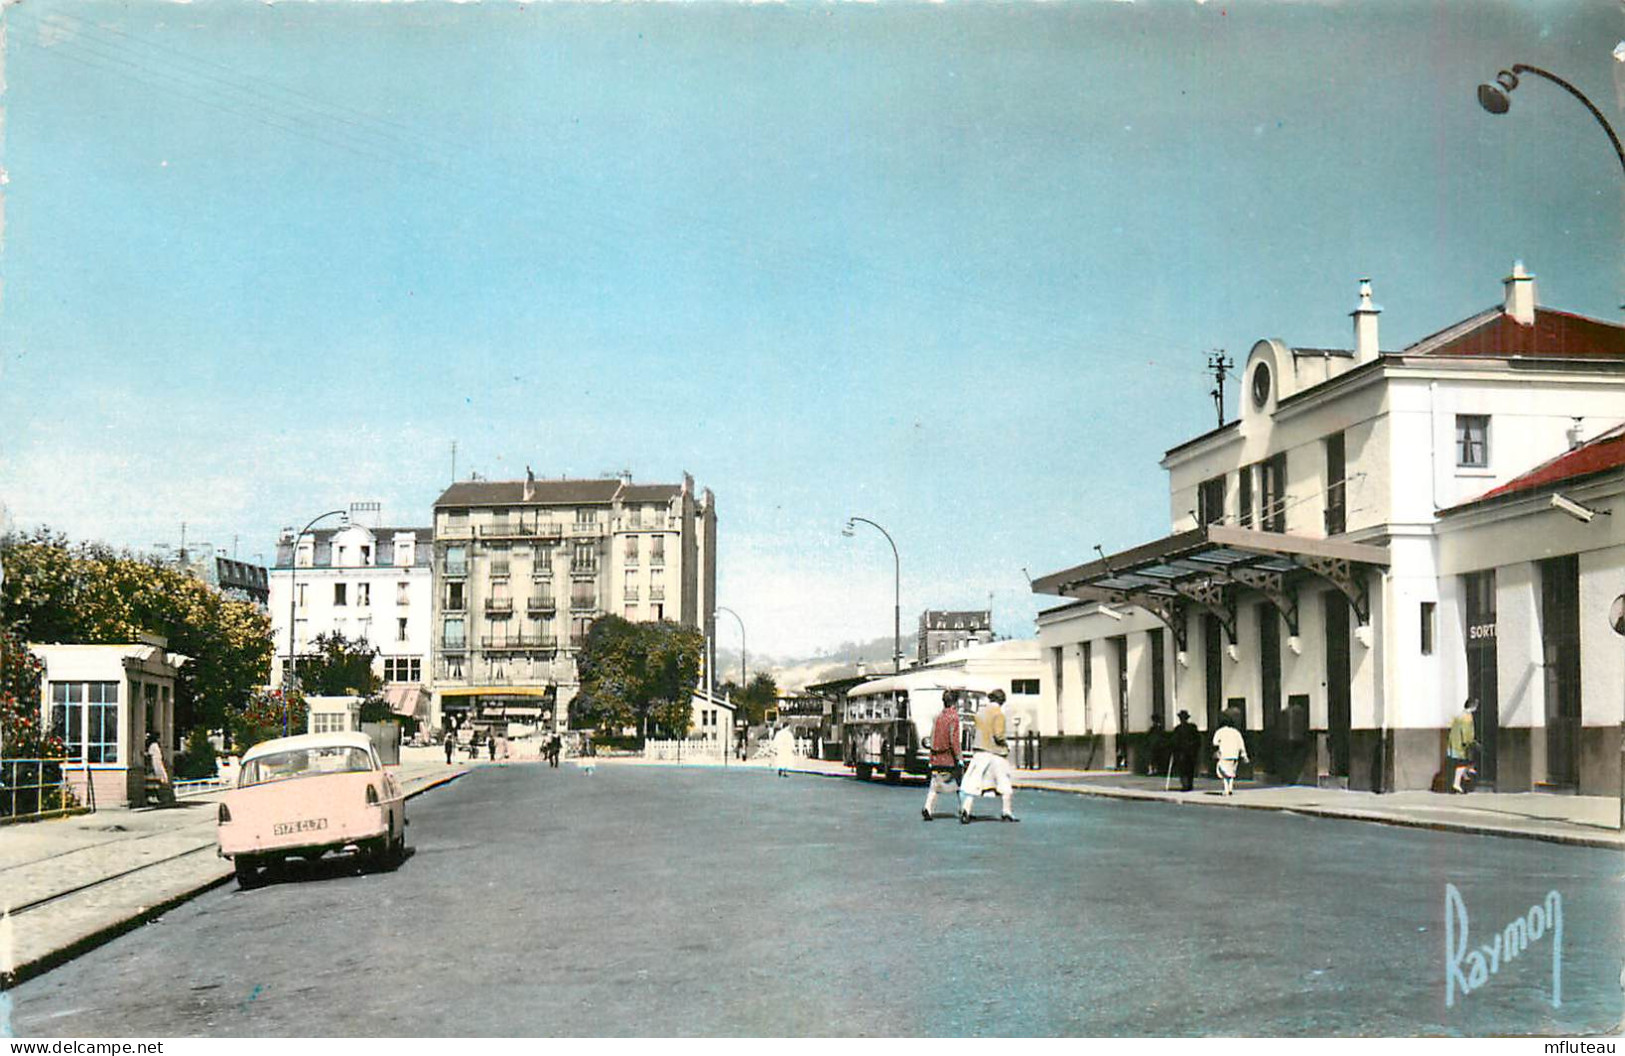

left=284, top=509, right=348, bottom=735
left=714, top=605, right=747, bottom=687
left=843, top=516, right=900, bottom=674
left=1477, top=64, right=1625, bottom=178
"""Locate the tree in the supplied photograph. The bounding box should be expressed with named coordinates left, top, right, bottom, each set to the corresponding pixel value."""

left=574, top=617, right=704, bottom=740
left=731, top=672, right=779, bottom=727
left=296, top=631, right=381, bottom=697
left=0, top=529, right=273, bottom=739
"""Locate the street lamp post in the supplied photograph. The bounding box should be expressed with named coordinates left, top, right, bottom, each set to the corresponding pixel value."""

left=714, top=605, right=746, bottom=687
left=843, top=516, right=901, bottom=674
left=1477, top=64, right=1625, bottom=178
left=714, top=606, right=746, bottom=768
left=284, top=509, right=348, bottom=736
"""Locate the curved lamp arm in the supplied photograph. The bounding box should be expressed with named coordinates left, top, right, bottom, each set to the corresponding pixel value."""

left=1478, top=63, right=1625, bottom=178
left=843, top=516, right=902, bottom=673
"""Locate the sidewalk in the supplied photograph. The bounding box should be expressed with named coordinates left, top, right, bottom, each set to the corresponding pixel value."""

left=743, top=755, right=1625, bottom=849
left=0, top=749, right=479, bottom=989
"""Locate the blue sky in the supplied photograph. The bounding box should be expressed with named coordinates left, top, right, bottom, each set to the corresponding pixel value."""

left=1, top=1, right=1620, bottom=659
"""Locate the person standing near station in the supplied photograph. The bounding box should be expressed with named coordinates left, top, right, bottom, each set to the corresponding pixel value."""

left=1212, top=717, right=1248, bottom=796
left=922, top=691, right=964, bottom=821
left=443, top=730, right=456, bottom=765
left=772, top=722, right=797, bottom=778
left=959, top=689, right=1017, bottom=823
left=1170, top=709, right=1201, bottom=792
left=1447, top=698, right=1478, bottom=793
left=145, top=732, right=175, bottom=806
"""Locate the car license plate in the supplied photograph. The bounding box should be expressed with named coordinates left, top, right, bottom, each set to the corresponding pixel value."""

left=273, top=818, right=328, bottom=836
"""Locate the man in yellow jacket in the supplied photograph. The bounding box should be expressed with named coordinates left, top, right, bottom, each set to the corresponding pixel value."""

left=1447, top=699, right=1478, bottom=794
left=959, top=689, right=1018, bottom=824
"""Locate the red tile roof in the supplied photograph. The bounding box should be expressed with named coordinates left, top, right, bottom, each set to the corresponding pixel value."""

left=434, top=478, right=682, bottom=507
left=1409, top=307, right=1625, bottom=359
left=1448, top=423, right=1625, bottom=511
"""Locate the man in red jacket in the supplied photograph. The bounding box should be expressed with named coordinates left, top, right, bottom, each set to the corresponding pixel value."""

left=922, top=690, right=964, bottom=821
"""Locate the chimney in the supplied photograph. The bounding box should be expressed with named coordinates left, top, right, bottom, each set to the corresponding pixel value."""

left=1503, top=260, right=1537, bottom=325
left=1351, top=278, right=1381, bottom=362
left=523, top=466, right=535, bottom=502
left=1567, top=417, right=1585, bottom=451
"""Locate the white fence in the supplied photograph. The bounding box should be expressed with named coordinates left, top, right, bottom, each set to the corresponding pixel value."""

left=643, top=738, right=726, bottom=761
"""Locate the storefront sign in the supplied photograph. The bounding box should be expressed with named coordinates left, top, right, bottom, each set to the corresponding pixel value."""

left=1468, top=622, right=1497, bottom=641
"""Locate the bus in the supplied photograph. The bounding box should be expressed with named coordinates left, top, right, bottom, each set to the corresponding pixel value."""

left=841, top=670, right=1004, bottom=782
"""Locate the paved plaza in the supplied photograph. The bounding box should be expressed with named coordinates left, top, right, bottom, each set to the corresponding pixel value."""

left=9, top=762, right=1621, bottom=1037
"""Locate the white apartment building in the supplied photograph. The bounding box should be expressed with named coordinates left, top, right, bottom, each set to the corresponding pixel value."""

left=1032, top=264, right=1625, bottom=792
left=430, top=471, right=718, bottom=734
left=267, top=521, right=435, bottom=700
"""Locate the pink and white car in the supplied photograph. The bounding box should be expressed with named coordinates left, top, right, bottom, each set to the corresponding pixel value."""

left=217, top=731, right=406, bottom=887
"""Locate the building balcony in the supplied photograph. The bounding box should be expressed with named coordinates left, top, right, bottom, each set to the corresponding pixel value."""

left=570, top=600, right=599, bottom=613
left=649, top=588, right=666, bottom=602
left=442, top=563, right=469, bottom=578
left=480, top=634, right=559, bottom=651
left=478, top=519, right=564, bottom=540
left=570, top=522, right=606, bottom=538
left=612, top=516, right=680, bottom=533
left=485, top=598, right=514, bottom=615
left=623, top=589, right=640, bottom=602
left=440, top=640, right=469, bottom=654
left=438, top=524, right=474, bottom=541
left=527, top=596, right=556, bottom=614
left=570, top=562, right=599, bottom=576
left=443, top=600, right=467, bottom=613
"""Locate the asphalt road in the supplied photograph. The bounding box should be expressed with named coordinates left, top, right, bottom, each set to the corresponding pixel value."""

left=10, top=763, right=1624, bottom=1037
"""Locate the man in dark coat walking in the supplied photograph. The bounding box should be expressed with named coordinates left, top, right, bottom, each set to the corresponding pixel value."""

left=1170, top=709, right=1201, bottom=792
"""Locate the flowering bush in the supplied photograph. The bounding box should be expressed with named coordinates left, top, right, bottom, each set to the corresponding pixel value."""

left=0, top=625, right=62, bottom=759
left=230, top=687, right=307, bottom=752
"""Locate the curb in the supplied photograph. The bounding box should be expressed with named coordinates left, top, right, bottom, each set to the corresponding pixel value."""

left=0, top=807, right=94, bottom=829
left=767, top=764, right=1621, bottom=850
left=1016, top=781, right=1625, bottom=850
left=1, top=767, right=471, bottom=991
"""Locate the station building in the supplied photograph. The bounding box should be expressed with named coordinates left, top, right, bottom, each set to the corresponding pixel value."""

left=1031, top=265, right=1625, bottom=792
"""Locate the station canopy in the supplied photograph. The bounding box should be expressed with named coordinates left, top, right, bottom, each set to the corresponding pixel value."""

left=1031, top=524, right=1389, bottom=650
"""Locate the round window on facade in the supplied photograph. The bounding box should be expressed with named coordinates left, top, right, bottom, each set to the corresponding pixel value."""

left=1251, top=361, right=1272, bottom=408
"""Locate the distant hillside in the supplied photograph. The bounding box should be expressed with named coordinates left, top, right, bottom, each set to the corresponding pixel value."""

left=716, top=635, right=906, bottom=693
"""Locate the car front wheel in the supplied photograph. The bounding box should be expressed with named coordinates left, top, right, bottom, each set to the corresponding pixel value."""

left=234, top=855, right=262, bottom=889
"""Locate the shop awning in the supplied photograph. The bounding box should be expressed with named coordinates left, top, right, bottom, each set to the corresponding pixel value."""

left=383, top=684, right=430, bottom=718
left=1032, top=524, right=1389, bottom=649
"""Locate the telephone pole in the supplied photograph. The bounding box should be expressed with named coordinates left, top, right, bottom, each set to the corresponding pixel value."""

left=1207, top=350, right=1234, bottom=428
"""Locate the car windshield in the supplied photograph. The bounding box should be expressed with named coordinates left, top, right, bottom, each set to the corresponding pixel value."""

left=239, top=746, right=374, bottom=787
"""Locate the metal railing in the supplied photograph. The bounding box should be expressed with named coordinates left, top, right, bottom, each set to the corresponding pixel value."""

left=1, top=758, right=84, bottom=821
left=479, top=634, right=559, bottom=650
left=479, top=519, right=564, bottom=540
left=174, top=776, right=227, bottom=797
